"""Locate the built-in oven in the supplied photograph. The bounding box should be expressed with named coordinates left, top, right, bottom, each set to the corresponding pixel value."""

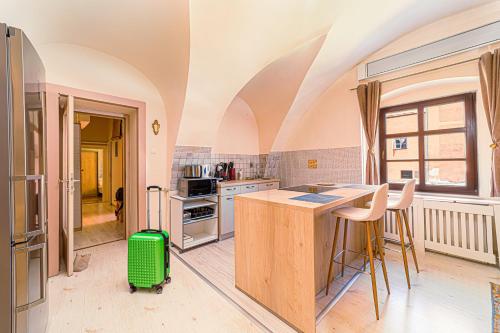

left=178, top=178, right=217, bottom=198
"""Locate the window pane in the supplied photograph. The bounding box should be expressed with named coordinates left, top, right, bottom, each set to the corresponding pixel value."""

left=387, top=161, right=419, bottom=184
left=385, top=136, right=418, bottom=160
left=385, top=109, right=418, bottom=134
left=424, top=133, right=466, bottom=159
left=425, top=161, right=466, bottom=186
left=424, top=101, right=465, bottom=131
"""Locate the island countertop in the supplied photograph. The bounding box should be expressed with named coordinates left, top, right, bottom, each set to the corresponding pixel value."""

left=235, top=183, right=376, bottom=213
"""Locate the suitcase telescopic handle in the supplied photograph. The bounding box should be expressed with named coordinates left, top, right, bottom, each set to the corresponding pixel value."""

left=146, top=185, right=162, bottom=230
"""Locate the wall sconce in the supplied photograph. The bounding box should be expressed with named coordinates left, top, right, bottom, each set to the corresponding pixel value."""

left=152, top=120, right=160, bottom=135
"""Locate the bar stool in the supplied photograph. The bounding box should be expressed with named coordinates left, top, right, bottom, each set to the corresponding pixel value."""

left=326, top=183, right=390, bottom=320
left=375, top=179, right=419, bottom=289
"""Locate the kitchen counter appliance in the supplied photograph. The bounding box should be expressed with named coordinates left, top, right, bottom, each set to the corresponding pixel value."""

left=184, top=164, right=202, bottom=178
left=178, top=178, right=217, bottom=198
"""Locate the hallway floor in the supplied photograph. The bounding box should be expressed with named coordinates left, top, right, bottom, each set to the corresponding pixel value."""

left=74, top=202, right=125, bottom=250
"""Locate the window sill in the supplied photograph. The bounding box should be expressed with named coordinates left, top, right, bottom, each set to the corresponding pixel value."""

left=388, top=190, right=500, bottom=205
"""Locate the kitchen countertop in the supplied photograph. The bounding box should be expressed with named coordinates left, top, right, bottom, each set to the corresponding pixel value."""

left=235, top=183, right=376, bottom=213
left=216, top=178, right=280, bottom=187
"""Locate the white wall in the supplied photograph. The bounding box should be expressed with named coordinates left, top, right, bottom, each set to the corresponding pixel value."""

left=39, top=43, right=168, bottom=190
left=213, top=97, right=260, bottom=154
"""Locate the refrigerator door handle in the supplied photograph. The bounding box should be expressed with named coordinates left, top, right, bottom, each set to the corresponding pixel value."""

left=39, top=175, right=46, bottom=235
left=14, top=242, right=47, bottom=312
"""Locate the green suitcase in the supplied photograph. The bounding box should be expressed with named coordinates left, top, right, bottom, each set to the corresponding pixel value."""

left=128, top=186, right=171, bottom=294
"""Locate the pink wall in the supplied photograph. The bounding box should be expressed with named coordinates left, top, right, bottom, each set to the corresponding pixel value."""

left=46, top=83, right=146, bottom=277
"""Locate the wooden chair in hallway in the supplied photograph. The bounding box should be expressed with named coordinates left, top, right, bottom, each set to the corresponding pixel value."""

left=326, top=183, right=390, bottom=320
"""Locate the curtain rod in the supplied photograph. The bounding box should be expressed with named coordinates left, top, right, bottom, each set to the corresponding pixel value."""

left=350, top=57, right=480, bottom=91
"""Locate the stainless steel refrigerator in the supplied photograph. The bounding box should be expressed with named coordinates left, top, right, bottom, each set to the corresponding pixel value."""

left=0, top=23, right=49, bottom=333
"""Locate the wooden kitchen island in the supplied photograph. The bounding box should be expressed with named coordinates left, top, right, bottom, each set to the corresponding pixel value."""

left=234, top=184, right=377, bottom=333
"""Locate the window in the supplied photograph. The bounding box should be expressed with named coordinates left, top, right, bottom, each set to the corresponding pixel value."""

left=393, top=138, right=408, bottom=150
left=379, top=93, right=477, bottom=195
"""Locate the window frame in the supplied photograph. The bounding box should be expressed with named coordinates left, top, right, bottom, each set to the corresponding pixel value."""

left=379, top=93, right=478, bottom=195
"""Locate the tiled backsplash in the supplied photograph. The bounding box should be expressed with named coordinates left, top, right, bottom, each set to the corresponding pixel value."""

left=170, top=146, right=267, bottom=190
left=170, top=145, right=361, bottom=190
left=264, top=146, right=362, bottom=188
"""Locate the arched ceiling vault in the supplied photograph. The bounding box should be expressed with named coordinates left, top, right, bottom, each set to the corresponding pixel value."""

left=0, top=0, right=494, bottom=161
left=0, top=0, right=190, bottom=176
left=272, top=0, right=491, bottom=151
left=236, top=34, right=327, bottom=153
left=176, top=0, right=339, bottom=147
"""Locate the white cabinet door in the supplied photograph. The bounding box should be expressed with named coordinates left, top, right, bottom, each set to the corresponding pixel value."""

left=240, top=184, right=258, bottom=194
left=258, top=182, right=279, bottom=191
left=220, top=195, right=235, bottom=237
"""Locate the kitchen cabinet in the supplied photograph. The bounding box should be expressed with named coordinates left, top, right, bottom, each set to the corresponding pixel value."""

left=240, top=184, right=258, bottom=194
left=170, top=194, right=219, bottom=252
left=220, top=186, right=240, bottom=196
left=219, top=195, right=235, bottom=239
left=218, top=180, right=279, bottom=240
left=258, top=182, right=279, bottom=191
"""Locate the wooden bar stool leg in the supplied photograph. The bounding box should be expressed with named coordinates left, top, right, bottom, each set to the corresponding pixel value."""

left=362, top=245, right=367, bottom=271
left=378, top=217, right=385, bottom=256
left=341, top=219, right=348, bottom=277
left=326, top=217, right=341, bottom=295
left=365, top=221, right=379, bottom=320
left=402, top=209, right=420, bottom=273
left=396, top=210, right=411, bottom=289
left=372, top=220, right=390, bottom=294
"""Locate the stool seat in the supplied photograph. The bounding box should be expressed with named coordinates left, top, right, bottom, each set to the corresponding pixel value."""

left=333, top=206, right=374, bottom=221
left=366, top=199, right=400, bottom=210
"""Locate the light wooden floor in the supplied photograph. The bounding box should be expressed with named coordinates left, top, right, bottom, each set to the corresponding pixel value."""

left=318, top=246, right=500, bottom=333
left=74, top=202, right=125, bottom=250
left=176, top=238, right=500, bottom=333
left=173, top=239, right=361, bottom=332
left=47, top=241, right=263, bottom=333
left=48, top=237, right=500, bottom=333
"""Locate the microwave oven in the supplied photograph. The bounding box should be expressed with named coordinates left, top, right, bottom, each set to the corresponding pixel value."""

left=178, top=178, right=217, bottom=198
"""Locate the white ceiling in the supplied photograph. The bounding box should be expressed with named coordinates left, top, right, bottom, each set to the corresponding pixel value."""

left=0, top=0, right=494, bottom=152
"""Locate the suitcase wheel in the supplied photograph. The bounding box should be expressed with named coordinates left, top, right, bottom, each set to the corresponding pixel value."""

left=165, top=276, right=171, bottom=284
left=129, top=284, right=137, bottom=294
left=155, top=286, right=163, bottom=294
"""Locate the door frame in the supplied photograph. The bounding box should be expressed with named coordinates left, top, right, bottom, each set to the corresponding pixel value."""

left=47, top=84, right=146, bottom=277
left=60, top=95, right=74, bottom=276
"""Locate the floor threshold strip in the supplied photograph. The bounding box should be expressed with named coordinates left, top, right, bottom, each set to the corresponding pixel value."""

left=171, top=250, right=276, bottom=333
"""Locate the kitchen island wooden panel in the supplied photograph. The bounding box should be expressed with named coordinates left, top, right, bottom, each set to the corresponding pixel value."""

left=234, top=185, right=376, bottom=333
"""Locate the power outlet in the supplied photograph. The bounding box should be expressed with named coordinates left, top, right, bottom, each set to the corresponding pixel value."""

left=308, top=160, right=317, bottom=169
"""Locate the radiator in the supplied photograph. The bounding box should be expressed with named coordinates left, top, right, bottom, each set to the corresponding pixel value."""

left=383, top=206, right=416, bottom=243
left=383, top=196, right=498, bottom=265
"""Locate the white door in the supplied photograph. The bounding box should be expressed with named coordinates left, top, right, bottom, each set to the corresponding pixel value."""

left=61, top=95, right=75, bottom=276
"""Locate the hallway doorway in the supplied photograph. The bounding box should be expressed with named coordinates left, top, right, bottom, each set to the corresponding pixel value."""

left=73, top=111, right=126, bottom=250
left=57, top=90, right=144, bottom=277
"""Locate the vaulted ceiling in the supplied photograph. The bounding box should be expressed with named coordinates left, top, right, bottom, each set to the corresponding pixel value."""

left=0, top=0, right=493, bottom=156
